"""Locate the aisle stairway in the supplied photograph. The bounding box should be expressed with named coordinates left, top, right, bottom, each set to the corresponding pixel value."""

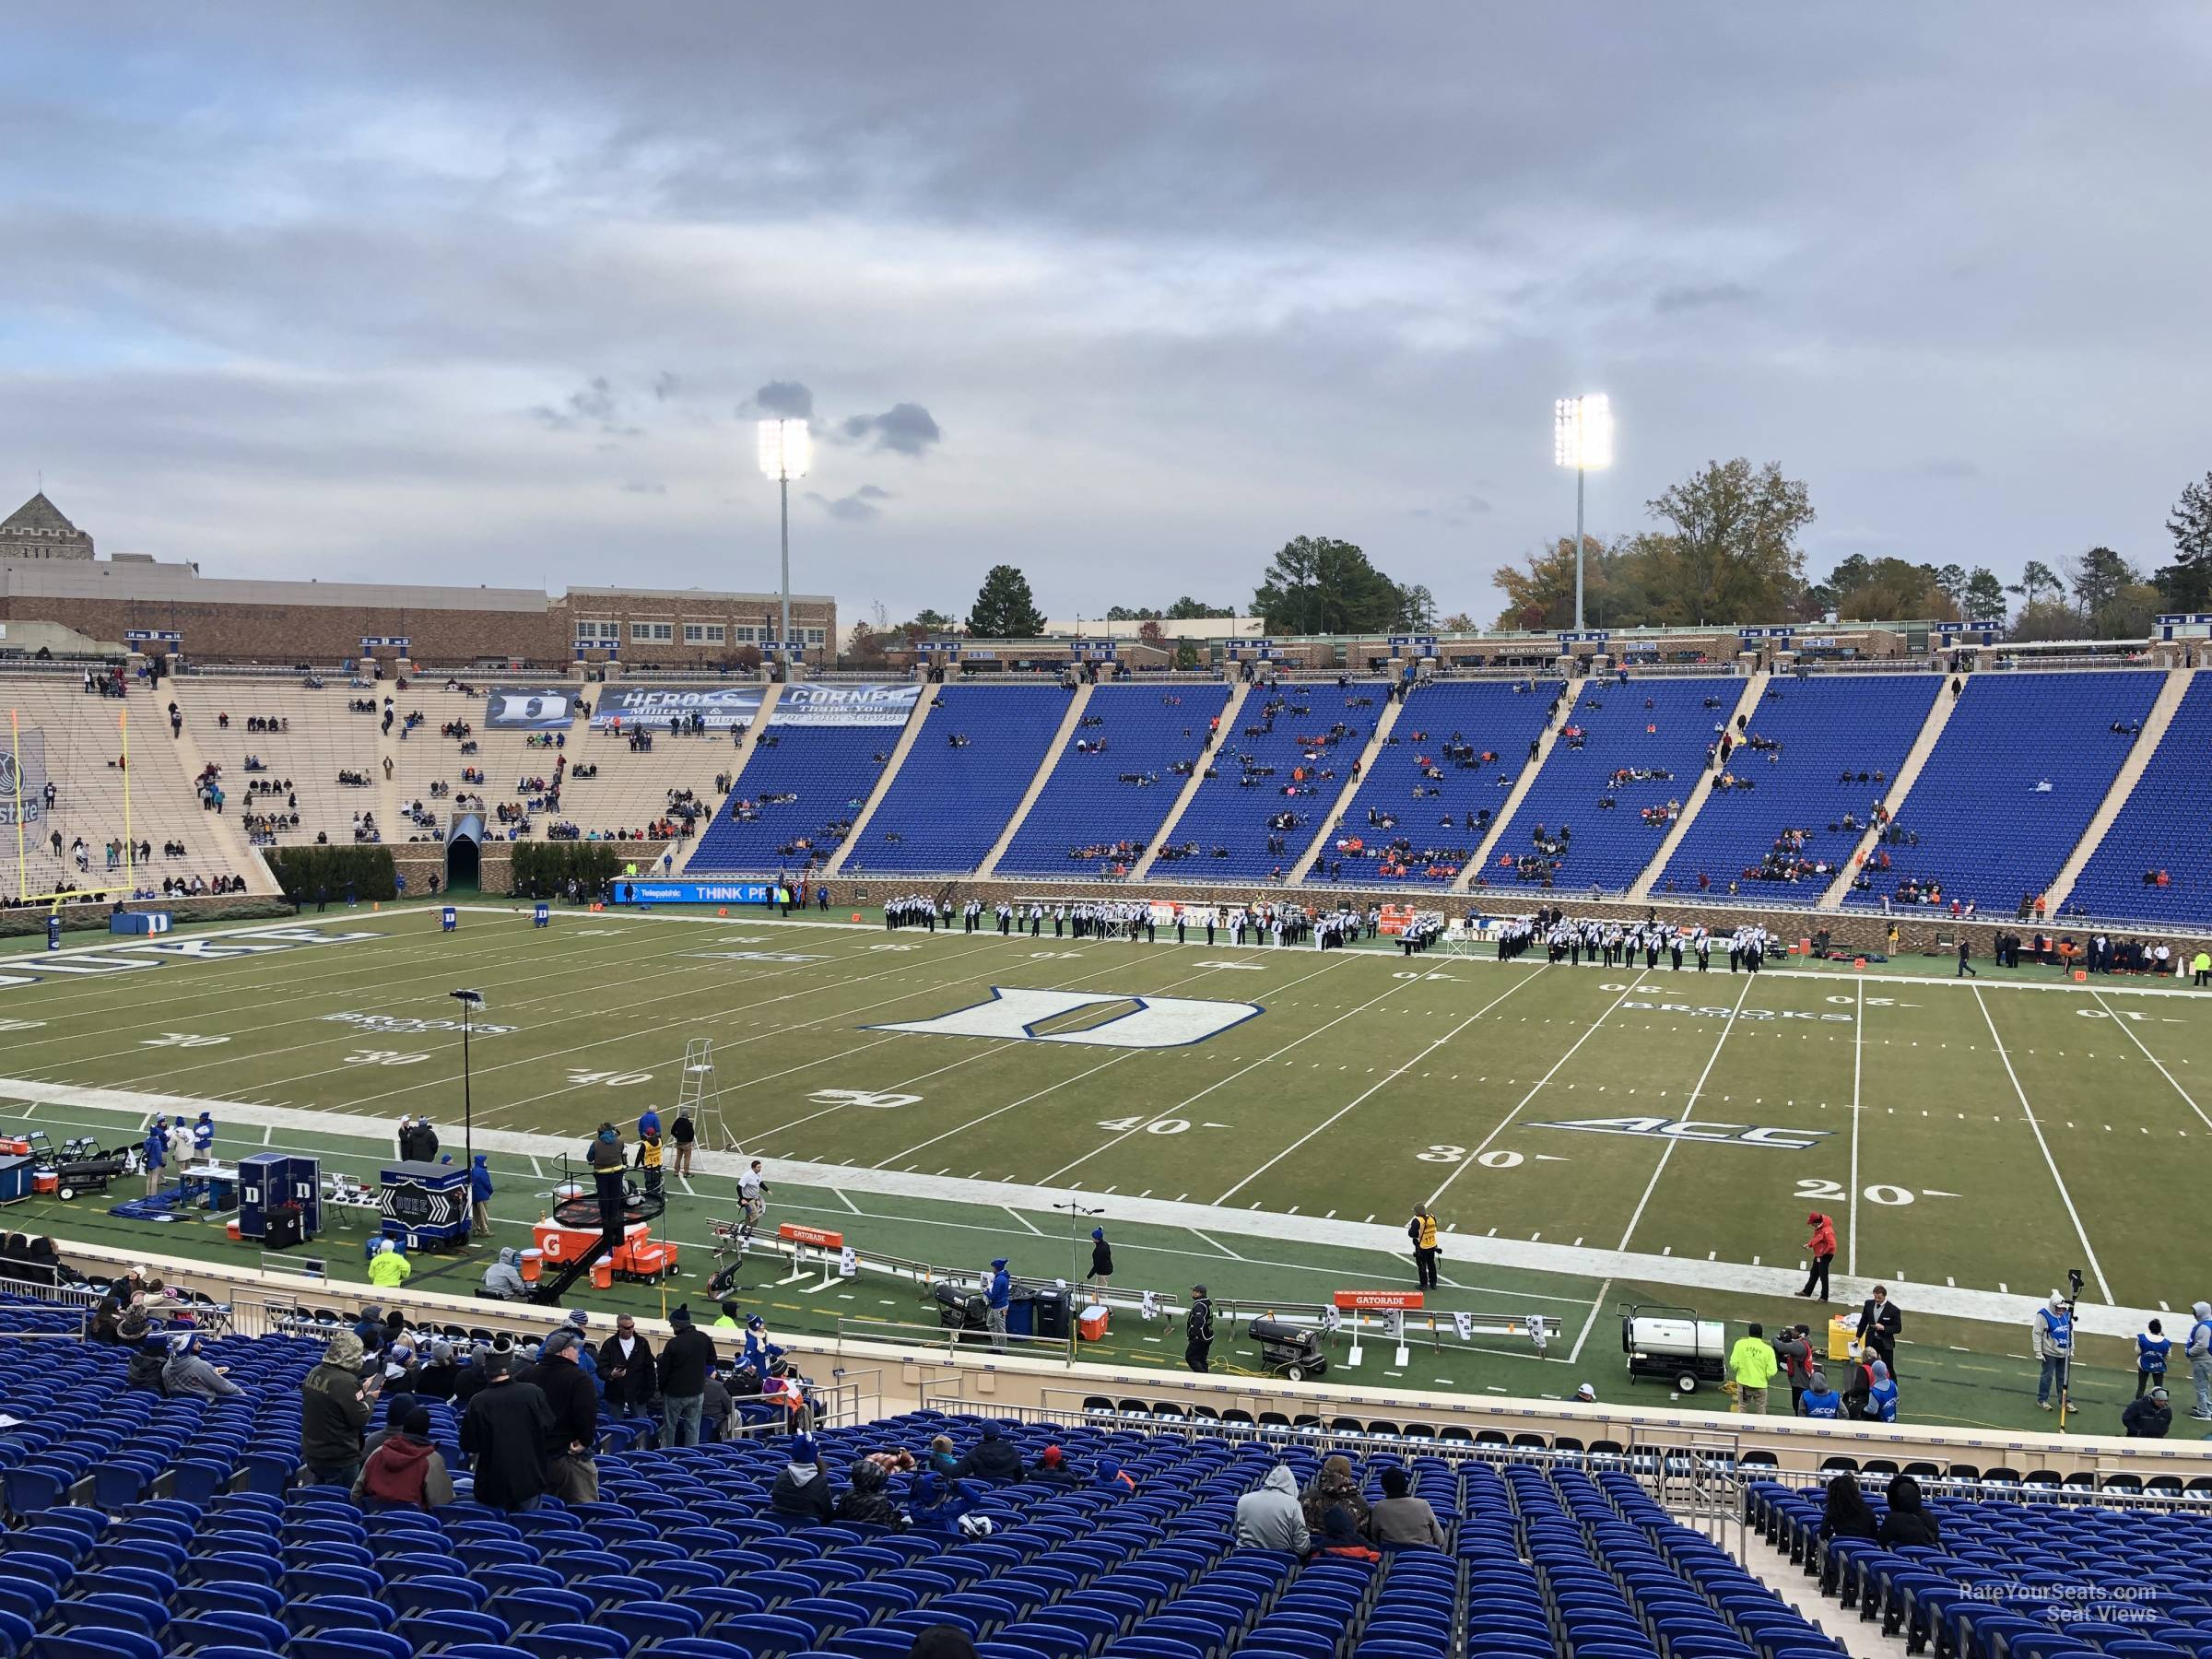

left=977, top=682, right=1095, bottom=877
left=2041, top=665, right=2193, bottom=917
left=1451, top=675, right=1583, bottom=895
left=1815, top=672, right=1962, bottom=909
left=1627, top=672, right=1765, bottom=900
left=1285, top=690, right=1406, bottom=883
left=1128, top=680, right=1251, bottom=881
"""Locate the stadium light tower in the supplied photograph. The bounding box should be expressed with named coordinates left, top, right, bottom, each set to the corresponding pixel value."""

left=1553, top=394, right=1614, bottom=631
left=757, top=418, right=813, bottom=669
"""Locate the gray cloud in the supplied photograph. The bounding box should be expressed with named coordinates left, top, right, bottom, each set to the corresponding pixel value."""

left=838, top=402, right=942, bottom=457
left=808, top=483, right=892, bottom=522
left=753, top=381, right=815, bottom=420
left=619, top=479, right=667, bottom=494
left=532, top=376, right=631, bottom=432
left=1653, top=282, right=1757, bottom=314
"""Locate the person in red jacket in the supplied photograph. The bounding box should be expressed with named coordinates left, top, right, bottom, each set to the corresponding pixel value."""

left=1798, top=1212, right=1837, bottom=1301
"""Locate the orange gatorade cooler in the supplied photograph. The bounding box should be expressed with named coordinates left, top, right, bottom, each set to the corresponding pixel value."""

left=519, top=1248, right=543, bottom=1284
left=1079, top=1304, right=1110, bottom=1342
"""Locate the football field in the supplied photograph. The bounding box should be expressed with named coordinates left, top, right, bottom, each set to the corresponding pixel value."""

left=2, top=900, right=2207, bottom=1431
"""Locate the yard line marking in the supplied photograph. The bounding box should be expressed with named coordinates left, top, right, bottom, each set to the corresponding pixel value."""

left=1566, top=1277, right=1613, bottom=1365
left=529, top=1156, right=544, bottom=1178
left=1003, top=1206, right=1045, bottom=1236
left=1973, top=987, right=2112, bottom=1302
left=1188, top=1229, right=1244, bottom=1260
left=261, top=1124, right=275, bottom=1145
left=676, top=1175, right=696, bottom=1196
left=832, top=1189, right=863, bottom=1215
left=1848, top=978, right=1864, bottom=1277
left=871, top=1052, right=1135, bottom=1170
left=1217, top=968, right=1543, bottom=1206
left=1423, top=972, right=1641, bottom=1210
left=2091, top=990, right=2212, bottom=1132
left=1613, top=977, right=1755, bottom=1253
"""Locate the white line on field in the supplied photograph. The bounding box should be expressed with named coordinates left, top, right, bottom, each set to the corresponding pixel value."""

left=1567, top=1277, right=1613, bottom=1365
left=2091, top=990, right=2212, bottom=1132
left=1849, top=977, right=1863, bottom=1277
left=1221, top=969, right=1542, bottom=1204
left=1004, top=1206, right=1045, bottom=1236
left=1614, top=976, right=1754, bottom=1253
left=832, top=1189, right=863, bottom=1215
left=1188, top=1230, right=1244, bottom=1260
left=1973, top=986, right=2112, bottom=1302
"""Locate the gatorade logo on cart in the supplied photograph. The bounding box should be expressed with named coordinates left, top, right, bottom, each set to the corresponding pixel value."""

left=1333, top=1289, right=1424, bottom=1312
left=777, top=1222, right=845, bottom=1251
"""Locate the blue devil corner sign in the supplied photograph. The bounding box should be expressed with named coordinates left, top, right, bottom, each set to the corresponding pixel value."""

left=870, top=986, right=1263, bottom=1050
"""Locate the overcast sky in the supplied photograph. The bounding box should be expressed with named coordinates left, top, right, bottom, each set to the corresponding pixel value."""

left=3, top=6, right=2206, bottom=625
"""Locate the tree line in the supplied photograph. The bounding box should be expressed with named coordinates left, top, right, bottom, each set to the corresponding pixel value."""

left=841, top=463, right=2212, bottom=654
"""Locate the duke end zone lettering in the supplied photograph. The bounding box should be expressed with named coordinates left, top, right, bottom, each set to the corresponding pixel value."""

left=0, top=926, right=377, bottom=993
left=1335, top=1290, right=1423, bottom=1311
left=778, top=1222, right=844, bottom=1251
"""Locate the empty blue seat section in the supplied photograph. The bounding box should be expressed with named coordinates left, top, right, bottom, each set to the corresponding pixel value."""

left=1844, top=671, right=2160, bottom=914
left=2066, top=673, right=2212, bottom=926
left=1310, top=680, right=1560, bottom=887
left=854, top=686, right=1075, bottom=873
left=688, top=726, right=889, bottom=874
left=1655, top=675, right=1938, bottom=904
left=1483, top=678, right=1740, bottom=895
left=1162, top=683, right=1387, bottom=881
left=998, top=685, right=1232, bottom=877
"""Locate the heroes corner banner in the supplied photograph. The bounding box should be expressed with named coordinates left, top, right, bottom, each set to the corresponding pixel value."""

left=591, top=684, right=765, bottom=730
left=771, top=682, right=920, bottom=727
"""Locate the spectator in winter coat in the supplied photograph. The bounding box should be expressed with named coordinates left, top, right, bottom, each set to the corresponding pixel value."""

left=926, top=1435, right=962, bottom=1479
left=2123, top=1386, right=2173, bottom=1439
left=353, top=1408, right=456, bottom=1509
left=125, top=1330, right=169, bottom=1394
left=459, top=1353, right=554, bottom=1512
left=910, top=1470, right=982, bottom=1533
left=655, top=1306, right=716, bottom=1448
left=301, top=1330, right=378, bottom=1486
left=1368, top=1466, right=1444, bottom=1548
left=954, top=1421, right=1025, bottom=1483
left=413, top=1341, right=462, bottom=1402
left=1798, top=1371, right=1844, bottom=1419
left=1088, top=1228, right=1112, bottom=1290
left=1300, top=1454, right=1372, bottom=1536
left=1819, top=1473, right=1879, bottom=1542
left=526, top=1332, right=602, bottom=1504
left=837, top=1456, right=906, bottom=1525
left=469, top=1155, right=493, bottom=1237
left=769, top=1435, right=836, bottom=1522
left=1877, top=1475, right=1941, bottom=1548
left=1771, top=1324, right=1814, bottom=1414
left=362, top=1394, right=418, bottom=1460
left=596, top=1317, right=656, bottom=1417
left=1029, top=1445, right=1081, bottom=1488
left=480, top=1247, right=526, bottom=1300
left=1234, top=1464, right=1311, bottom=1554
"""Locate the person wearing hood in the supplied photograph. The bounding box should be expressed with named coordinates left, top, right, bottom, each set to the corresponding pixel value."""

left=192, top=1112, right=216, bottom=1157
left=741, top=1313, right=784, bottom=1379
left=1865, top=1360, right=1899, bottom=1423
left=2123, top=1384, right=2173, bottom=1439
left=301, top=1330, right=380, bottom=1486
left=481, top=1247, right=526, bottom=1300
left=909, top=1468, right=982, bottom=1533
left=1369, top=1466, right=1444, bottom=1549
left=1877, top=1474, right=1941, bottom=1548
left=413, top=1341, right=461, bottom=1402
left=1234, top=1464, right=1311, bottom=1554
left=1310, top=1504, right=1380, bottom=1564
left=354, top=1406, right=455, bottom=1509
left=1797, top=1371, right=1844, bottom=1419
left=2186, top=1301, right=2212, bottom=1421
left=2031, top=1290, right=2075, bottom=1412
left=1096, top=1457, right=1136, bottom=1494
left=369, top=1239, right=412, bottom=1289
left=984, top=1259, right=1012, bottom=1355
left=354, top=1305, right=388, bottom=1355
left=469, top=1155, right=494, bottom=1238
left=926, top=1435, right=962, bottom=1479
left=769, top=1434, right=835, bottom=1523
left=1087, top=1229, right=1112, bottom=1291
left=952, top=1421, right=1026, bottom=1484
left=125, top=1328, right=170, bottom=1394
left=838, top=1455, right=906, bottom=1525
left=1300, top=1453, right=1372, bottom=1537
left=141, top=1122, right=167, bottom=1196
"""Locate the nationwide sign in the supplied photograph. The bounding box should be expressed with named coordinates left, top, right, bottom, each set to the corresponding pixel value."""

left=771, top=682, right=921, bottom=728
left=484, top=687, right=578, bottom=730
left=591, top=684, right=765, bottom=730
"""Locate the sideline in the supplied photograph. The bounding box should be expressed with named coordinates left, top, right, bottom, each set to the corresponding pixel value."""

left=0, top=1072, right=2169, bottom=1346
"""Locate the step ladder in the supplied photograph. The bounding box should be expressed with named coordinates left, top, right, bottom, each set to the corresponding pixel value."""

left=679, top=1039, right=732, bottom=1151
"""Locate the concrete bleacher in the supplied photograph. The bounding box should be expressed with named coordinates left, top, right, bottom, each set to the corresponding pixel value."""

left=4, top=680, right=262, bottom=899
left=1653, top=675, right=1941, bottom=906
left=1843, top=671, right=2162, bottom=915
left=851, top=683, right=1075, bottom=875
left=1307, top=679, right=1561, bottom=887
left=996, top=684, right=1234, bottom=879
left=2064, top=673, right=2212, bottom=927
left=688, top=724, right=893, bottom=875
left=169, top=680, right=382, bottom=851
left=1479, top=677, right=1739, bottom=895
left=1159, top=681, right=1387, bottom=883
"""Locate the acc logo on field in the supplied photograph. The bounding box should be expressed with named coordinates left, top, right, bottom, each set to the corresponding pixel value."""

left=1532, top=1114, right=1832, bottom=1151
left=870, top=986, right=1263, bottom=1050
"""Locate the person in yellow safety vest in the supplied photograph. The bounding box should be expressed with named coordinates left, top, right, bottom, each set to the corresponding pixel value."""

left=1406, top=1206, right=1441, bottom=1290
left=1728, top=1321, right=1780, bottom=1415
left=368, top=1239, right=413, bottom=1290
left=633, top=1126, right=665, bottom=1202
left=2195, top=950, right=2211, bottom=989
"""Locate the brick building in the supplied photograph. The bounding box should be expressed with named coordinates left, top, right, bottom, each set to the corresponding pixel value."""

left=0, top=495, right=835, bottom=668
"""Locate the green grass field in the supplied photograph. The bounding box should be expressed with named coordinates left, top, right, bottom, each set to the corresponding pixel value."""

left=2, top=899, right=2206, bottom=1435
